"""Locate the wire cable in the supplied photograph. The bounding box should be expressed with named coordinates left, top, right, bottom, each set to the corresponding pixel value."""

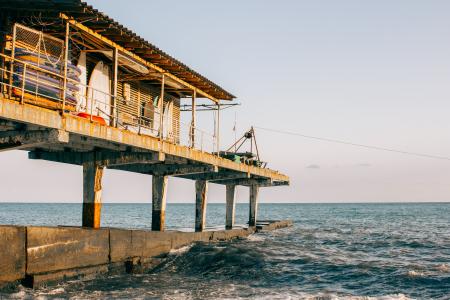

left=254, top=126, right=450, bottom=161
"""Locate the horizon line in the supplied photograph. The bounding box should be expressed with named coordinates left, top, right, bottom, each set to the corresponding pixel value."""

left=0, top=201, right=449, bottom=204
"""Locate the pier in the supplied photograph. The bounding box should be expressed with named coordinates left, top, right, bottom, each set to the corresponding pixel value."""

left=0, top=0, right=290, bottom=288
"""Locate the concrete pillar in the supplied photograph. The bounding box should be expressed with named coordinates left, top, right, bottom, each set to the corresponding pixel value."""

left=249, top=185, right=259, bottom=227
left=82, top=162, right=104, bottom=228
left=225, top=184, right=236, bottom=230
left=195, top=180, right=208, bottom=232
left=152, top=175, right=168, bottom=231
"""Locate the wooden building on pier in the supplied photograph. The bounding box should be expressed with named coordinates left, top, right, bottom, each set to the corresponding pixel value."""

left=0, top=0, right=289, bottom=231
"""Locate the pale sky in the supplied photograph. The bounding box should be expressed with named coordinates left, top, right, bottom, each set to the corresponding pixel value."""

left=1, top=0, right=450, bottom=203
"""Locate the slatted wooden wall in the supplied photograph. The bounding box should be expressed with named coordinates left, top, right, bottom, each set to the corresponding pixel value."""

left=117, top=81, right=180, bottom=143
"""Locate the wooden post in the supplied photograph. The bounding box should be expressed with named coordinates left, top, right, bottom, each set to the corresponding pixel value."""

left=190, top=90, right=196, bottom=147
left=61, top=21, right=69, bottom=113
left=249, top=185, right=259, bottom=227
left=8, top=23, right=16, bottom=98
left=195, top=180, right=208, bottom=232
left=159, top=74, right=165, bottom=141
left=225, top=184, right=236, bottom=230
left=82, top=161, right=104, bottom=228
left=216, top=102, right=220, bottom=155
left=0, top=16, right=10, bottom=95
left=152, top=175, right=168, bottom=231
left=111, top=47, right=118, bottom=127
left=137, top=83, right=142, bottom=134
left=20, top=64, right=26, bottom=104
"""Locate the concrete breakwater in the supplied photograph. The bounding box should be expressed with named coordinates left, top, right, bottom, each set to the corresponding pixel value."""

left=0, top=220, right=292, bottom=288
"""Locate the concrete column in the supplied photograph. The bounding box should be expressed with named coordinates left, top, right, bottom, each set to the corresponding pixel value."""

left=249, top=185, right=259, bottom=227
left=82, top=162, right=104, bottom=228
left=195, top=180, right=208, bottom=232
left=225, top=184, right=236, bottom=230
left=152, top=175, right=168, bottom=231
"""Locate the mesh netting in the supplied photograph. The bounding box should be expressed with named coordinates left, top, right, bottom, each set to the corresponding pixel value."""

left=14, top=23, right=64, bottom=71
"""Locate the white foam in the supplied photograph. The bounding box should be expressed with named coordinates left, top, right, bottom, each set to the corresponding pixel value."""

left=7, top=290, right=26, bottom=299
left=407, top=270, right=425, bottom=277
left=170, top=244, right=192, bottom=254
left=436, top=263, right=449, bottom=272
left=246, top=235, right=266, bottom=242
left=46, top=287, right=65, bottom=295
left=254, top=292, right=412, bottom=300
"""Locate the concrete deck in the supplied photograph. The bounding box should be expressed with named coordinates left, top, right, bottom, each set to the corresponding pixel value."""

left=0, top=97, right=289, bottom=186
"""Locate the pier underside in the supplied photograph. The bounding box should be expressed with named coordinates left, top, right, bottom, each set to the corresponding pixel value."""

left=0, top=97, right=289, bottom=230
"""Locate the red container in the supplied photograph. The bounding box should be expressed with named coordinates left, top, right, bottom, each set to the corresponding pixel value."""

left=76, top=112, right=107, bottom=126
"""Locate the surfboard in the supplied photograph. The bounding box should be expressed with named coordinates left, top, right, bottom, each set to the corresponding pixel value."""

left=87, top=61, right=111, bottom=124
left=76, top=52, right=87, bottom=111
left=152, top=96, right=161, bottom=135
left=15, top=66, right=79, bottom=91
left=15, top=48, right=82, bottom=78
left=13, top=76, right=77, bottom=104
left=163, top=101, right=174, bottom=140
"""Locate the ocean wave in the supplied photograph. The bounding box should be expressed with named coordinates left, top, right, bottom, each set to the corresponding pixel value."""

left=246, top=234, right=266, bottom=242
left=2, top=203, right=449, bottom=299
left=169, top=244, right=193, bottom=255
left=153, top=242, right=266, bottom=279
left=407, top=270, right=426, bottom=277
left=436, top=264, right=449, bottom=273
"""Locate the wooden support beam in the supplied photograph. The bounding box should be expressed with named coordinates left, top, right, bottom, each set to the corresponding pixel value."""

left=190, top=90, right=196, bottom=147
left=195, top=180, right=208, bottom=232
left=111, top=47, right=118, bottom=127
left=61, top=21, right=69, bottom=111
left=159, top=74, right=165, bottom=140
left=0, top=129, right=69, bottom=152
left=29, top=150, right=164, bottom=166
left=152, top=175, right=168, bottom=231
left=110, top=163, right=217, bottom=176
left=249, top=185, right=259, bottom=227
left=82, top=161, right=104, bottom=228
left=225, top=185, right=236, bottom=230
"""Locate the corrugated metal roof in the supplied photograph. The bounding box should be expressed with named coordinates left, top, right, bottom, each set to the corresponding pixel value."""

left=0, top=0, right=235, bottom=100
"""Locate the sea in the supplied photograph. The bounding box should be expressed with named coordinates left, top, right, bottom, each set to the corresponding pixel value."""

left=0, top=203, right=449, bottom=300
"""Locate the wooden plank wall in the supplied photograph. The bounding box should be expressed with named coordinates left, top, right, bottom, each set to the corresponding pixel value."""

left=117, top=81, right=180, bottom=143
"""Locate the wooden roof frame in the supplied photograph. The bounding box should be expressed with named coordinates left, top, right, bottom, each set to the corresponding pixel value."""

left=60, top=13, right=219, bottom=103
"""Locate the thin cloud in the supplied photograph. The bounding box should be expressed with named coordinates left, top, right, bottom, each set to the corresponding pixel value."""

left=307, top=164, right=320, bottom=169
left=356, top=163, right=372, bottom=168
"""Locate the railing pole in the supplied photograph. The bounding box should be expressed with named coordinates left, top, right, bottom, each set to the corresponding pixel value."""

left=8, top=24, right=16, bottom=99
left=112, top=47, right=118, bottom=127
left=191, top=89, right=196, bottom=148
left=201, top=131, right=204, bottom=152
left=138, top=105, right=142, bottom=135
left=61, top=21, right=70, bottom=113
left=216, top=102, right=220, bottom=155
left=116, top=102, right=120, bottom=128
left=89, top=87, right=94, bottom=122
left=159, top=74, right=165, bottom=141
left=20, top=64, right=26, bottom=104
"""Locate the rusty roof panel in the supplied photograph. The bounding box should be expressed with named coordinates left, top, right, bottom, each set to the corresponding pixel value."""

left=0, top=0, right=235, bottom=100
